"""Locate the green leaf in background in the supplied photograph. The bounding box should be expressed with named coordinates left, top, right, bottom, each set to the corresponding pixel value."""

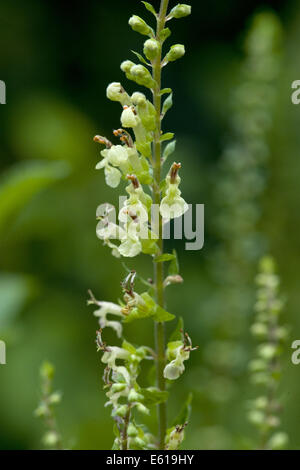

left=142, top=2, right=157, bottom=17
left=162, top=92, right=173, bottom=115
left=0, top=273, right=35, bottom=328
left=163, top=140, right=176, bottom=162
left=140, top=387, right=169, bottom=406
left=168, top=249, right=180, bottom=275
left=154, top=253, right=176, bottom=263
left=0, top=160, right=70, bottom=232
left=169, top=316, right=184, bottom=342
left=172, top=392, right=193, bottom=426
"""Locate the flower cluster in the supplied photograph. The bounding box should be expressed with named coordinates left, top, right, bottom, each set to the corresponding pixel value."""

left=247, top=256, right=289, bottom=449
left=90, top=0, right=194, bottom=450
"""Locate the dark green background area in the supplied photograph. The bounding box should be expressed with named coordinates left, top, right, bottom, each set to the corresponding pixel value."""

left=0, top=0, right=300, bottom=450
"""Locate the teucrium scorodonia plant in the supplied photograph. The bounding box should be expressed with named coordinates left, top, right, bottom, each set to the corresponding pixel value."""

left=89, top=1, right=196, bottom=450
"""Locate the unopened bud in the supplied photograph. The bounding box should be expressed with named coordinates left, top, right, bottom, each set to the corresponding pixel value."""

left=170, top=4, right=191, bottom=19
left=166, top=44, right=185, bottom=62
left=121, top=60, right=135, bottom=74
left=121, top=106, right=138, bottom=128
left=143, top=38, right=160, bottom=60
left=131, top=92, right=147, bottom=106
left=129, top=15, right=152, bottom=36
left=106, top=82, right=123, bottom=102
left=130, top=64, right=155, bottom=88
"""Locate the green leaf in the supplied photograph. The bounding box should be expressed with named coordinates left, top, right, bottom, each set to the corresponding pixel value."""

left=153, top=305, right=175, bottom=322
left=168, top=249, right=180, bottom=275
left=122, top=340, right=136, bottom=354
left=0, top=160, right=69, bottom=233
left=123, top=292, right=175, bottom=323
left=169, top=316, right=184, bottom=342
left=0, top=273, right=35, bottom=328
left=131, top=50, right=149, bottom=66
left=163, top=140, right=176, bottom=161
left=161, top=88, right=172, bottom=96
left=172, top=393, right=193, bottom=426
left=154, top=253, right=176, bottom=263
left=161, top=28, right=171, bottom=42
left=140, top=387, right=169, bottom=406
left=162, top=92, right=173, bottom=115
left=142, top=1, right=157, bottom=16
left=160, top=132, right=174, bottom=142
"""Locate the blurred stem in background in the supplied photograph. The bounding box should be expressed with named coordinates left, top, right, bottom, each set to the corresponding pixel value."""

left=248, top=256, right=289, bottom=450
left=35, top=362, right=63, bottom=450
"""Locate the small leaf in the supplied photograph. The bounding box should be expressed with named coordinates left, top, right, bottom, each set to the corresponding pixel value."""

left=131, top=50, right=149, bottom=66
left=140, top=387, right=169, bottom=406
left=154, top=253, right=176, bottom=263
left=169, top=316, right=184, bottom=342
left=162, top=92, right=173, bottom=115
left=122, top=340, right=136, bottom=354
left=161, top=28, right=171, bottom=42
left=168, top=249, right=180, bottom=275
left=160, top=132, right=174, bottom=142
left=172, top=393, right=193, bottom=426
left=161, top=88, right=172, bottom=96
left=153, top=305, right=175, bottom=322
left=142, top=1, right=157, bottom=16
left=163, top=140, right=176, bottom=161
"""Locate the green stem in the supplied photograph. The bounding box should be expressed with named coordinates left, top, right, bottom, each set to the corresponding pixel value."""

left=152, top=0, right=169, bottom=450
left=121, top=406, right=131, bottom=450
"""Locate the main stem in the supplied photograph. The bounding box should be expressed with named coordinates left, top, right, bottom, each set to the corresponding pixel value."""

left=152, top=0, right=169, bottom=450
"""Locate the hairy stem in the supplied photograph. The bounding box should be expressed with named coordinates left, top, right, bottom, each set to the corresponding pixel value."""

left=152, top=0, right=169, bottom=450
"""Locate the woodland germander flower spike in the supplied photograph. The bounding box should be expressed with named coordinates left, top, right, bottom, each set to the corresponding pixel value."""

left=89, top=1, right=195, bottom=450
left=248, top=256, right=289, bottom=450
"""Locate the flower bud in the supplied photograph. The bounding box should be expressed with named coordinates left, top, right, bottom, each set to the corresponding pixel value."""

left=267, top=432, right=289, bottom=450
left=130, top=64, right=155, bottom=88
left=121, top=106, right=138, bottom=128
left=129, top=15, right=152, bottom=36
left=170, top=4, right=191, bottom=19
left=143, top=38, right=160, bottom=60
left=128, top=389, right=142, bottom=402
left=127, top=423, right=138, bottom=437
left=166, top=44, right=185, bottom=62
left=120, top=60, right=135, bottom=74
left=115, top=405, right=128, bottom=418
left=136, top=403, right=150, bottom=415
left=106, top=82, right=123, bottom=102
left=131, top=92, right=147, bottom=106
left=42, top=431, right=59, bottom=447
left=49, top=392, right=62, bottom=405
left=111, top=383, right=127, bottom=393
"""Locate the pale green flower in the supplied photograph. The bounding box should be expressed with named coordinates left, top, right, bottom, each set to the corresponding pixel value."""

left=160, top=163, right=188, bottom=219
left=121, top=106, right=139, bottom=128
left=106, top=82, right=131, bottom=106
left=163, top=340, right=191, bottom=380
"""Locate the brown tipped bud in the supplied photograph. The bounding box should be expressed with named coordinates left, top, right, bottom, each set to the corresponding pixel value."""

left=170, top=162, right=181, bottom=183
left=127, top=174, right=140, bottom=189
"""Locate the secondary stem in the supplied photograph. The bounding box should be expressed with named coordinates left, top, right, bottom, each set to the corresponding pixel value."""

left=152, top=0, right=169, bottom=450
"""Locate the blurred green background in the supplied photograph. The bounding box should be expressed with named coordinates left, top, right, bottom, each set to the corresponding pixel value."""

left=1, top=0, right=300, bottom=450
